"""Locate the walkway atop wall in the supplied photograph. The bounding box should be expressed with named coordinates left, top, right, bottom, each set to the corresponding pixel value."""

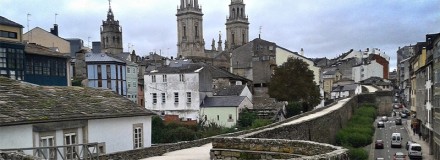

left=141, top=143, right=212, bottom=160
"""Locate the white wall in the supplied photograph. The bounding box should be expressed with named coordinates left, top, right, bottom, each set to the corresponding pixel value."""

left=240, top=86, right=253, bottom=102
left=352, top=61, right=384, bottom=82
left=126, top=64, right=138, bottom=103
left=0, top=124, right=33, bottom=154
left=88, top=116, right=152, bottom=153
left=144, top=72, right=201, bottom=121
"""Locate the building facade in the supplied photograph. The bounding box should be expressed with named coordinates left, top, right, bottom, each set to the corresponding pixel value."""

left=144, top=64, right=212, bottom=122
left=0, top=16, right=25, bottom=81
left=23, top=27, right=70, bottom=54
left=24, top=43, right=71, bottom=86
left=85, top=52, right=127, bottom=96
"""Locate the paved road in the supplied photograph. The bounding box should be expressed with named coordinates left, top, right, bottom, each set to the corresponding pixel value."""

left=373, top=115, right=410, bottom=160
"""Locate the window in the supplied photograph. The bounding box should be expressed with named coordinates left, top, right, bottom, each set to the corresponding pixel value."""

left=65, top=132, right=77, bottom=159
left=128, top=81, right=131, bottom=88
left=161, top=93, right=166, bottom=103
left=217, top=115, right=220, bottom=121
left=186, top=92, right=191, bottom=103
left=174, top=92, right=179, bottom=103
left=152, top=75, right=156, bottom=83
left=97, top=65, right=102, bottom=87
left=0, top=48, right=7, bottom=68
left=133, top=124, right=143, bottom=149
left=39, top=135, right=55, bottom=159
left=34, top=62, right=42, bottom=75
left=195, top=26, right=198, bottom=37
left=106, top=65, right=111, bottom=89
left=228, top=114, right=233, bottom=122
left=179, top=74, right=184, bottom=82
left=163, top=75, right=167, bottom=82
left=183, top=26, right=187, bottom=38
left=0, top=30, right=18, bottom=39
left=152, top=93, right=157, bottom=104
left=127, top=68, right=131, bottom=73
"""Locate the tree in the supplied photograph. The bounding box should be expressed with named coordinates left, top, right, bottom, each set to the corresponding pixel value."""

left=237, top=108, right=257, bottom=128
left=285, top=101, right=303, bottom=118
left=268, top=58, right=321, bottom=111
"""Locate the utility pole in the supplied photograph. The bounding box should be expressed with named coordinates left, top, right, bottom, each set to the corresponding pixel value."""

left=55, top=13, right=58, bottom=24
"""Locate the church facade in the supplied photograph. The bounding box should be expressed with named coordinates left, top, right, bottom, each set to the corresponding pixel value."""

left=176, top=0, right=250, bottom=62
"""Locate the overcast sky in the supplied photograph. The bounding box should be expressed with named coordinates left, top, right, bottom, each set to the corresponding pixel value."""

left=2, top=0, right=439, bottom=70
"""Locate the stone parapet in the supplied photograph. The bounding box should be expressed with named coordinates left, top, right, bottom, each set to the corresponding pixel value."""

left=210, top=137, right=348, bottom=160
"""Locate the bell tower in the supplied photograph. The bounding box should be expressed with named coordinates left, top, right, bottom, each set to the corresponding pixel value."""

left=226, top=0, right=249, bottom=51
left=100, top=0, right=123, bottom=55
left=176, top=0, right=205, bottom=58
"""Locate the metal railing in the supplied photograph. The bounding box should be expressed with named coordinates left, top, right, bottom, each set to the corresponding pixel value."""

left=1, top=142, right=103, bottom=160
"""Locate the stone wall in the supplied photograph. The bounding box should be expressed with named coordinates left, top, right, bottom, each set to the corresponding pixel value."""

left=244, top=97, right=358, bottom=144
left=0, top=151, right=40, bottom=160
left=210, top=137, right=348, bottom=160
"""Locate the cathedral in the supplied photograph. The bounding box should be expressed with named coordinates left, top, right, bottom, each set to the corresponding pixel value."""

left=176, top=0, right=250, bottom=65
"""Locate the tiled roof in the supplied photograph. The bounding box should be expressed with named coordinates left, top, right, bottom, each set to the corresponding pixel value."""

left=85, top=52, right=125, bottom=63
left=201, top=96, right=246, bottom=107
left=148, top=63, right=204, bottom=74
left=25, top=43, right=70, bottom=58
left=0, top=16, right=23, bottom=28
left=204, top=64, right=249, bottom=81
left=214, top=85, right=246, bottom=96
left=0, top=77, right=155, bottom=126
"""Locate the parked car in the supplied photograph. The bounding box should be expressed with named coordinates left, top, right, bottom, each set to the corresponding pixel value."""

left=395, top=118, right=402, bottom=125
left=401, top=112, right=408, bottom=118
left=377, top=121, right=385, bottom=128
left=408, top=143, right=422, bottom=159
left=393, top=152, right=406, bottom=160
left=381, top=116, right=388, bottom=122
left=375, top=140, right=384, bottom=149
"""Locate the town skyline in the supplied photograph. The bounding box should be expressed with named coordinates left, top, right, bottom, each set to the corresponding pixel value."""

left=2, top=0, right=439, bottom=70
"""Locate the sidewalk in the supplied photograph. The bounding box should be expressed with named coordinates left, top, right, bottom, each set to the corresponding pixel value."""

left=404, top=119, right=433, bottom=160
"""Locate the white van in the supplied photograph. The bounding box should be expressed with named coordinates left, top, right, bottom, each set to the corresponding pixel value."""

left=408, top=143, right=422, bottom=159
left=391, top=133, right=402, bottom=148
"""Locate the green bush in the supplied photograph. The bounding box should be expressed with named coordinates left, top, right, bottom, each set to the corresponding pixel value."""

left=238, top=109, right=257, bottom=128
left=285, top=101, right=303, bottom=118
left=251, top=119, right=272, bottom=128
left=335, top=104, right=376, bottom=148
left=348, top=147, right=368, bottom=160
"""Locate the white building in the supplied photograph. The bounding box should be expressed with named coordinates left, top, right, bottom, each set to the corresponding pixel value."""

left=144, top=63, right=213, bottom=122
left=330, top=83, right=362, bottom=99
left=200, top=96, right=253, bottom=128
left=352, top=60, right=384, bottom=82
left=0, top=76, right=155, bottom=158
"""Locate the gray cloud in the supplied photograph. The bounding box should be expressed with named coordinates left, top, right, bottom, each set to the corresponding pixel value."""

left=2, top=0, right=439, bottom=70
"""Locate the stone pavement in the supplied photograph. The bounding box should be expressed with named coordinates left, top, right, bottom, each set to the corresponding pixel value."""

left=404, top=119, right=434, bottom=160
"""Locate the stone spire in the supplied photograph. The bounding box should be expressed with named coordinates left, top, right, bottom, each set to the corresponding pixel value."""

left=211, top=39, right=216, bottom=51
left=107, top=0, right=114, bottom=21
left=100, top=0, right=123, bottom=55
left=217, top=31, right=223, bottom=52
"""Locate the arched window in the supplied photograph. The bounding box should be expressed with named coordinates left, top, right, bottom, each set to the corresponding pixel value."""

left=195, top=26, right=198, bottom=37
left=241, top=8, right=244, bottom=17
left=106, top=37, right=108, bottom=43
left=116, top=37, right=120, bottom=44
left=183, top=26, right=187, bottom=38
left=232, top=33, right=235, bottom=44
left=232, top=8, right=235, bottom=18
left=112, top=36, right=115, bottom=43
left=242, top=33, right=245, bottom=44
left=236, top=8, right=239, bottom=18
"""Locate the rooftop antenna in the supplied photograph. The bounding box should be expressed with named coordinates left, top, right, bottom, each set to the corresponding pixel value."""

left=259, top=26, right=262, bottom=39
left=27, top=13, right=31, bottom=42
left=55, top=13, right=58, bottom=24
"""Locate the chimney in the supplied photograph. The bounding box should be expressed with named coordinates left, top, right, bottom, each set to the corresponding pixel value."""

left=50, top=24, right=58, bottom=36
left=75, top=49, right=88, bottom=80
left=300, top=48, right=304, bottom=56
